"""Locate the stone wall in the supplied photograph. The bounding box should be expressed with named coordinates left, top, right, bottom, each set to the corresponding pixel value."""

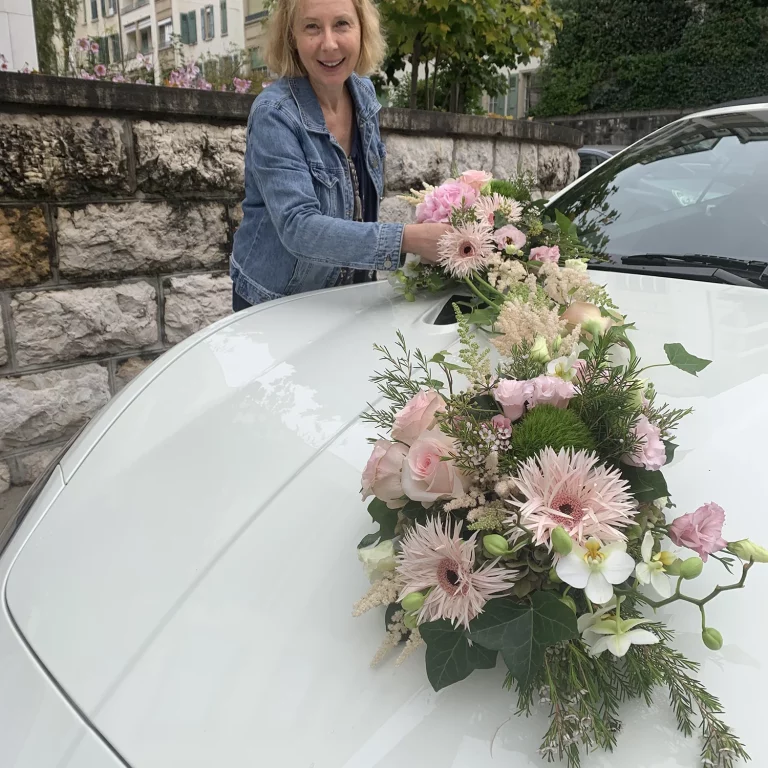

left=0, top=73, right=582, bottom=491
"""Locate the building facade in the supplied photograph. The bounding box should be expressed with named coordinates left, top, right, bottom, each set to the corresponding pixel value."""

left=1, top=0, right=38, bottom=71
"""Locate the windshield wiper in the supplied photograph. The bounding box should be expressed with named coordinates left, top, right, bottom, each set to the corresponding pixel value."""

left=622, top=253, right=768, bottom=279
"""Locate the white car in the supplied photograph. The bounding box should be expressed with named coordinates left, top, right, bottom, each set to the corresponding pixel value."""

left=2, top=104, right=768, bottom=768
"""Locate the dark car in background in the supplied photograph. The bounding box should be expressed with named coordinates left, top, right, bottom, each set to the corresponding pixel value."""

left=577, top=145, right=626, bottom=176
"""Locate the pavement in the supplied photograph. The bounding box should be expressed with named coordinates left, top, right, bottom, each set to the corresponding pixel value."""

left=0, top=485, right=31, bottom=532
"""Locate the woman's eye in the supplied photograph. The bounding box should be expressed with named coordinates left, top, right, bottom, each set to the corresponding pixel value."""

left=336, top=19, right=350, bottom=27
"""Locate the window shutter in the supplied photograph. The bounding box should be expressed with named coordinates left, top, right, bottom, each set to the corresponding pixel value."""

left=100, top=0, right=106, bottom=16
left=180, top=12, right=189, bottom=44
left=209, top=7, right=214, bottom=38
left=200, top=9, right=205, bottom=39
left=91, top=0, right=98, bottom=20
left=189, top=11, right=197, bottom=44
left=220, top=0, right=227, bottom=35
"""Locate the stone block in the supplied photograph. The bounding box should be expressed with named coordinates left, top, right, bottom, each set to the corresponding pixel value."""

left=493, top=140, right=521, bottom=180
left=383, top=134, right=453, bottom=191
left=538, top=145, right=579, bottom=193
left=0, top=363, right=110, bottom=451
left=0, top=460, right=9, bottom=494
left=0, top=114, right=131, bottom=199
left=57, top=202, right=229, bottom=280
left=114, top=353, right=161, bottom=392
left=163, top=274, right=232, bottom=345
left=0, top=205, right=51, bottom=288
left=519, top=143, right=539, bottom=182
left=134, top=121, right=246, bottom=196
left=378, top=195, right=416, bottom=225
left=14, top=446, right=61, bottom=485
left=229, top=202, right=244, bottom=234
left=0, top=312, right=6, bottom=367
left=12, top=282, right=158, bottom=367
left=453, top=139, right=494, bottom=174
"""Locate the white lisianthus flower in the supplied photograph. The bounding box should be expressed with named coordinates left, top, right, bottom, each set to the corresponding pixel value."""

left=556, top=538, right=635, bottom=604
left=358, top=540, right=397, bottom=582
left=635, top=531, right=675, bottom=598
left=565, top=258, right=588, bottom=272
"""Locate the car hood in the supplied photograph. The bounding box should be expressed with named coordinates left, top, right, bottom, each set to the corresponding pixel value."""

left=6, top=275, right=768, bottom=768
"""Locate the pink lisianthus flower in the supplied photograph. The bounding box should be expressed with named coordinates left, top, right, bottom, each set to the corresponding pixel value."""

left=493, top=224, right=527, bottom=251
left=622, top=415, right=666, bottom=471
left=491, top=414, right=512, bottom=432
left=494, top=378, right=535, bottom=422
left=668, top=503, right=728, bottom=562
left=391, top=389, right=446, bottom=446
left=361, top=439, right=408, bottom=509
left=531, top=375, right=576, bottom=409
left=416, top=181, right=479, bottom=223
left=456, top=169, right=493, bottom=192
left=530, top=245, right=561, bottom=264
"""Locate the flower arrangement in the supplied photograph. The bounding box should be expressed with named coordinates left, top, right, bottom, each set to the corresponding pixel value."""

left=354, top=171, right=766, bottom=767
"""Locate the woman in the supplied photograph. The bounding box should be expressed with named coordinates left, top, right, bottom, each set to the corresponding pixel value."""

left=230, top=0, right=450, bottom=310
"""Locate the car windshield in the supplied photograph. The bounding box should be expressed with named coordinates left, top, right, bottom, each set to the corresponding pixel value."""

left=550, top=109, right=768, bottom=263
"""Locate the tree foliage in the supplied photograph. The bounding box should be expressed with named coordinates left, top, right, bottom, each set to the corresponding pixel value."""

left=534, top=0, right=768, bottom=116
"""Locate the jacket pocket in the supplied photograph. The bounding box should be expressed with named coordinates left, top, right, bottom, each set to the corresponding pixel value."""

left=309, top=163, right=340, bottom=217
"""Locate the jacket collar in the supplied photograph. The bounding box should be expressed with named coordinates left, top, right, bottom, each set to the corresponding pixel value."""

left=288, top=73, right=381, bottom=134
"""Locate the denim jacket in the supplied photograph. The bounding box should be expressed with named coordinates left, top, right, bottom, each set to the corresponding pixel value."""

left=230, top=74, right=405, bottom=305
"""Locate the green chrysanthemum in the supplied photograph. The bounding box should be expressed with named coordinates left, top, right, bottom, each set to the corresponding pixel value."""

left=511, top=404, right=596, bottom=461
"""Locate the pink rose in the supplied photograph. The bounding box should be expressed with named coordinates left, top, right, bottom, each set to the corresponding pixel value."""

left=531, top=375, right=576, bottom=409
left=622, top=415, right=666, bottom=472
left=401, top=428, right=467, bottom=505
left=416, top=181, right=478, bottom=223
left=494, top=378, right=534, bottom=422
left=456, top=169, right=492, bottom=192
left=391, top=389, right=446, bottom=446
left=530, top=245, right=561, bottom=264
left=361, top=439, right=409, bottom=509
left=493, top=224, right=527, bottom=251
left=668, top=503, right=728, bottom=562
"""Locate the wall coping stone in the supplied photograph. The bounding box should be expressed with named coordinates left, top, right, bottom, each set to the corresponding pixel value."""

left=0, top=72, right=582, bottom=147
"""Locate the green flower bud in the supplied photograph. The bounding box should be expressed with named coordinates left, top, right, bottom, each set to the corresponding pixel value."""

left=549, top=567, right=562, bottom=583
left=530, top=335, right=551, bottom=364
left=582, top=319, right=605, bottom=339
left=560, top=595, right=577, bottom=613
left=551, top=526, right=573, bottom=556
left=702, top=627, right=723, bottom=651
left=680, top=556, right=704, bottom=579
left=401, top=592, right=426, bottom=613
left=727, top=539, right=768, bottom=563
left=403, top=612, right=419, bottom=630
left=551, top=335, right=563, bottom=354
left=483, top=534, right=510, bottom=558
left=665, top=558, right=684, bottom=576
left=625, top=524, right=643, bottom=540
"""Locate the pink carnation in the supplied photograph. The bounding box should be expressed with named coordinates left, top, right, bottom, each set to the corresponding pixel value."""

left=416, top=181, right=479, bottom=223
left=494, top=224, right=527, bottom=251
left=622, top=415, right=666, bottom=471
left=530, top=245, right=561, bottom=264
left=668, top=503, right=728, bottom=562
left=531, top=375, right=576, bottom=409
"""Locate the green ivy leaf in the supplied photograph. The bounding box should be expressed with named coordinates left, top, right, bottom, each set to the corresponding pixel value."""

left=664, top=343, right=712, bottom=376
left=401, top=499, right=430, bottom=524
left=555, top=209, right=573, bottom=234
left=621, top=465, right=669, bottom=503
left=466, top=306, right=498, bottom=327
left=420, top=620, right=498, bottom=691
left=358, top=498, right=398, bottom=548
left=664, top=440, right=677, bottom=464
left=467, top=593, right=578, bottom=689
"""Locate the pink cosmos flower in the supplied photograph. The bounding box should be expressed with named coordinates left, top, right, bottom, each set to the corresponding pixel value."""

left=456, top=169, right=492, bottom=192
left=90, top=41, right=100, bottom=54
left=509, top=447, right=637, bottom=548
left=416, top=181, right=479, bottom=223
left=494, top=378, right=535, bottom=422
left=94, top=64, right=107, bottom=78
left=493, top=224, right=527, bottom=251
left=531, top=375, right=576, bottom=409
left=668, top=503, right=728, bottom=562
left=401, top=428, right=466, bottom=505
left=397, top=517, right=514, bottom=629
left=436, top=221, right=495, bottom=278
left=391, top=389, right=446, bottom=446
left=622, top=415, right=666, bottom=472
left=76, top=38, right=90, bottom=52
left=361, top=439, right=408, bottom=509
left=530, top=245, right=561, bottom=264
left=233, top=77, right=252, bottom=94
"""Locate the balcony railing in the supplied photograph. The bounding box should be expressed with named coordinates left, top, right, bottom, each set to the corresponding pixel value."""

left=245, top=9, right=268, bottom=23
left=121, top=0, right=149, bottom=13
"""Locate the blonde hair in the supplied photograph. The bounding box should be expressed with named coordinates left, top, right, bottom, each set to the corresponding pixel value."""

left=264, top=0, right=386, bottom=78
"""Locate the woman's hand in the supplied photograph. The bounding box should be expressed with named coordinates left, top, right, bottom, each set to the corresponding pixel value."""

left=401, top=223, right=453, bottom=265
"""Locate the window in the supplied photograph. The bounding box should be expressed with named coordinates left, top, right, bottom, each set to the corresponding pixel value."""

left=96, top=36, right=109, bottom=64
left=139, top=23, right=152, bottom=55
left=101, top=0, right=117, bottom=17
left=180, top=11, right=198, bottom=44
left=125, top=25, right=137, bottom=56
left=220, top=0, right=228, bottom=35
left=158, top=19, right=173, bottom=49
left=250, top=47, right=266, bottom=72
left=109, top=33, right=121, bottom=63
left=201, top=5, right=215, bottom=41
left=506, top=74, right=519, bottom=119
left=91, top=0, right=98, bottom=20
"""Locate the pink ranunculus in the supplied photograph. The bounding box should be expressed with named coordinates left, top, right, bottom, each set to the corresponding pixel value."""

left=622, top=415, right=666, bottom=471
left=391, top=389, right=446, bottom=446
left=416, top=181, right=479, bottom=223
left=491, top=414, right=512, bottom=432
left=530, top=245, right=561, bottom=264
left=401, top=428, right=466, bottom=505
left=456, top=169, right=492, bottom=192
left=361, top=439, right=409, bottom=509
left=668, top=503, right=728, bottom=562
left=493, top=224, right=527, bottom=251
left=531, top=375, right=576, bottom=409
left=494, top=378, right=535, bottom=422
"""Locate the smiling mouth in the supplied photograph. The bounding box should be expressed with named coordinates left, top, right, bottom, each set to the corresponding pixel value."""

left=318, top=58, right=345, bottom=70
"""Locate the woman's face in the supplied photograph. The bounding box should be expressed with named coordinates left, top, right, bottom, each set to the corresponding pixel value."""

left=293, top=0, right=361, bottom=90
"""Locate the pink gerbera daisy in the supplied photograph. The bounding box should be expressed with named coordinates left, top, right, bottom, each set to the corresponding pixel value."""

left=508, top=447, right=637, bottom=548
left=474, top=194, right=523, bottom=227
left=437, top=222, right=495, bottom=278
left=397, top=517, right=514, bottom=630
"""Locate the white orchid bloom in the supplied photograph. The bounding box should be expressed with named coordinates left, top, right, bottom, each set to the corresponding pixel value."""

left=577, top=598, right=618, bottom=646
left=587, top=614, right=659, bottom=658
left=634, top=532, right=675, bottom=598
left=546, top=351, right=581, bottom=381
left=556, top=538, right=635, bottom=604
